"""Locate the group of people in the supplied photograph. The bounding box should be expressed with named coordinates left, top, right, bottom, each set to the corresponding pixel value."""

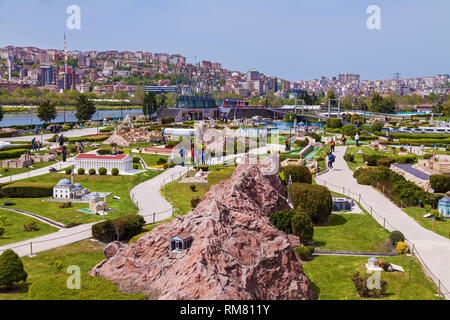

left=31, top=138, right=42, bottom=152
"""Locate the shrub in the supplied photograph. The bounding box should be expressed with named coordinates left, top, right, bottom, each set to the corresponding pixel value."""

left=65, top=167, right=72, bottom=175
left=389, top=231, right=405, bottom=245
left=88, top=168, right=96, bottom=175
left=291, top=211, right=314, bottom=243
left=422, top=153, right=433, bottom=160
left=190, top=196, right=201, bottom=209
left=161, top=117, right=175, bottom=124
left=133, top=156, right=140, bottom=164
left=97, top=148, right=112, bottom=155
left=371, top=121, right=384, bottom=133
left=377, top=157, right=396, bottom=167
left=351, top=272, right=387, bottom=298
left=23, top=221, right=38, bottom=232
left=306, top=132, right=321, bottom=142
left=196, top=165, right=209, bottom=171
left=77, top=168, right=85, bottom=175
left=396, top=154, right=417, bottom=164
left=289, top=183, right=333, bottom=223
left=98, top=167, right=107, bottom=175
left=344, top=153, right=354, bottom=162
left=156, top=157, right=168, bottom=165
left=59, top=202, right=72, bottom=209
left=52, top=260, right=65, bottom=274
left=380, top=261, right=391, bottom=272
left=269, top=210, right=296, bottom=234
left=430, top=175, right=450, bottom=193
left=1, top=183, right=54, bottom=198
left=294, top=246, right=313, bottom=260
left=111, top=168, right=119, bottom=176
left=0, top=250, right=28, bottom=288
left=92, top=214, right=145, bottom=243
left=295, top=139, right=309, bottom=148
left=189, top=185, right=197, bottom=192
left=0, top=149, right=29, bottom=160
left=341, top=124, right=357, bottom=137
left=396, top=241, right=409, bottom=255
left=133, top=164, right=139, bottom=170
left=326, top=118, right=342, bottom=128
left=362, top=154, right=385, bottom=166
left=0, top=227, right=4, bottom=239
left=281, top=166, right=312, bottom=185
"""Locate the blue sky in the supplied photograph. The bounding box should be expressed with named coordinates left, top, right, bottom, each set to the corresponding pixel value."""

left=0, top=0, right=448, bottom=81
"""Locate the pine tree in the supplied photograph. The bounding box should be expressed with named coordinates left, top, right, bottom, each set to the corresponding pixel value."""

left=0, top=250, right=28, bottom=288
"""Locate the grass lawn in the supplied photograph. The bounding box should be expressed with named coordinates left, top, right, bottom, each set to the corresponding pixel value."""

left=403, top=207, right=450, bottom=240
left=0, top=240, right=146, bottom=300
left=135, top=153, right=169, bottom=167
left=313, top=213, right=392, bottom=253
left=345, top=146, right=399, bottom=172
left=162, top=166, right=235, bottom=216
left=302, top=255, right=442, bottom=300
left=1, top=170, right=161, bottom=226
left=0, top=209, right=58, bottom=246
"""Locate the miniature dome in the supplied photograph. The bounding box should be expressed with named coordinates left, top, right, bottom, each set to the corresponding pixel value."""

left=74, top=183, right=82, bottom=188
left=439, top=196, right=450, bottom=204
left=57, top=179, right=72, bottom=186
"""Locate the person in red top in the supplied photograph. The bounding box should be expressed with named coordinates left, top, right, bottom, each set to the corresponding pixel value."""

left=330, top=139, right=335, bottom=152
left=341, top=135, right=347, bottom=145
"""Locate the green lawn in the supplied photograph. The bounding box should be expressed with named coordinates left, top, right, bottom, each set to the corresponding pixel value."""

left=313, top=213, right=392, bottom=253
left=0, top=209, right=58, bottom=246
left=345, top=146, right=399, bottom=172
left=302, top=255, right=442, bottom=300
left=403, top=207, right=450, bottom=239
left=135, top=153, right=169, bottom=167
left=1, top=170, right=161, bottom=226
left=0, top=240, right=146, bottom=300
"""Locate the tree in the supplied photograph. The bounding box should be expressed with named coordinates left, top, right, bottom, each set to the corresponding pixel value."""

left=142, top=92, right=158, bottom=116
left=37, top=99, right=57, bottom=123
left=0, top=249, right=28, bottom=288
left=0, top=105, right=4, bottom=123
left=283, top=112, right=296, bottom=123
left=75, top=94, right=96, bottom=121
left=291, top=211, right=314, bottom=243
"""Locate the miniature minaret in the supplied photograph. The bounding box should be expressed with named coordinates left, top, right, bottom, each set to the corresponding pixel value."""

left=7, top=59, right=11, bottom=82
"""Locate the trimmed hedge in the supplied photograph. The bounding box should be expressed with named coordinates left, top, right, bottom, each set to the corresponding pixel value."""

left=326, top=118, right=342, bottom=128
left=1, top=183, right=54, bottom=198
left=111, top=168, right=119, bottom=176
left=0, top=149, right=29, bottom=160
left=291, top=211, right=314, bottom=243
left=69, top=136, right=110, bottom=143
left=92, top=214, right=145, bottom=243
left=88, top=168, right=96, bottom=175
left=77, top=168, right=85, bottom=175
left=377, top=157, right=396, bottom=167
left=289, top=183, right=333, bottom=223
left=280, top=166, right=312, bottom=185
left=98, top=167, right=107, bottom=175
left=344, top=153, right=354, bottom=162
left=97, top=148, right=113, bottom=155
left=0, top=144, right=32, bottom=152
left=270, top=210, right=296, bottom=234
left=389, top=231, right=405, bottom=245
left=430, top=175, right=450, bottom=193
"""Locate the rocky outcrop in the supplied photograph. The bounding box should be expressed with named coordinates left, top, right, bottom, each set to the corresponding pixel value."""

left=90, top=157, right=317, bottom=300
left=104, top=126, right=162, bottom=147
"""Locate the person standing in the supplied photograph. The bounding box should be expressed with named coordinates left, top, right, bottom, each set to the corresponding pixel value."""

left=355, top=133, right=360, bottom=146
left=179, top=148, right=185, bottom=167
left=341, top=135, right=347, bottom=145
left=61, top=145, right=67, bottom=162
left=330, top=139, right=335, bottom=153
left=59, top=134, right=64, bottom=147
left=31, top=138, right=36, bottom=152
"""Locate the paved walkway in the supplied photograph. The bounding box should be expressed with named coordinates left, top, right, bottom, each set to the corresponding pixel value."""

left=315, top=146, right=450, bottom=299
left=1, top=127, right=105, bottom=143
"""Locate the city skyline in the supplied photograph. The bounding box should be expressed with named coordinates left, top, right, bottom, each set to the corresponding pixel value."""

left=1, top=0, right=449, bottom=81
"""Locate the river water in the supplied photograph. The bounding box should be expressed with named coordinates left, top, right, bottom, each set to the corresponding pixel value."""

left=0, top=109, right=144, bottom=127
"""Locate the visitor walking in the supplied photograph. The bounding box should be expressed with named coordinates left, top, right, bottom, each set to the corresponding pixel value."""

left=328, top=152, right=336, bottom=169
left=59, top=134, right=65, bottom=147
left=31, top=138, right=37, bottom=152
left=179, top=148, right=185, bottom=167
left=355, top=133, right=360, bottom=146
left=36, top=140, right=41, bottom=152
left=61, top=145, right=67, bottom=162
left=330, top=139, right=335, bottom=152
left=341, top=135, right=347, bottom=145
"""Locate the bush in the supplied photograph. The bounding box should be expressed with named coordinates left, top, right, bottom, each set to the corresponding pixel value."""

left=59, top=202, right=72, bottom=209
left=351, top=272, right=387, bottom=298
left=133, top=164, right=139, bottom=170
left=190, top=196, right=201, bottom=209
left=291, top=211, right=314, bottom=243
left=92, top=214, right=145, bottom=243
left=196, top=165, right=209, bottom=171
left=88, top=168, right=96, bottom=175
left=430, top=175, right=450, bottom=193
left=98, top=167, right=107, bottom=175
left=326, top=118, right=342, bottom=128
left=306, top=132, right=321, bottom=142
left=189, top=185, right=197, bottom=192
left=77, top=168, right=85, bottom=175
left=362, top=154, right=385, bottom=166
left=380, top=261, right=391, bottom=272
left=161, top=117, right=175, bottom=124
left=0, top=149, right=29, bottom=160
left=341, top=124, right=357, bottom=136
left=396, top=154, right=417, bottom=164
left=294, top=246, right=313, bottom=260
left=396, top=241, right=409, bottom=255
left=389, top=231, right=405, bottom=245
left=371, top=122, right=384, bottom=133
left=377, top=157, right=396, bottom=167
left=156, top=157, right=168, bottom=165
left=0, top=250, right=28, bottom=288
left=133, top=156, right=140, bottom=164
left=97, top=148, right=112, bottom=155
left=281, top=166, right=312, bottom=185
left=269, top=210, right=296, bottom=234
left=289, top=183, right=333, bottom=223
left=344, top=153, right=354, bottom=162
left=65, top=167, right=72, bottom=175
left=23, top=221, right=38, bottom=232
left=111, top=168, right=119, bottom=176
left=295, top=139, right=309, bottom=148
left=1, top=183, right=54, bottom=198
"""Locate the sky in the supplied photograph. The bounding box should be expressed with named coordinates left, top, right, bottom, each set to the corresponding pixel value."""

left=0, top=0, right=449, bottom=81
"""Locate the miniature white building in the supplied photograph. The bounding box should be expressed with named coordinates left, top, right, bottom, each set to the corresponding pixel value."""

left=74, top=154, right=133, bottom=174
left=53, top=179, right=90, bottom=199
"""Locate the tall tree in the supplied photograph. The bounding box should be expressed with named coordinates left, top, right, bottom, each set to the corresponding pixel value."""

left=37, top=99, right=57, bottom=123
left=142, top=92, right=158, bottom=116
left=0, top=250, right=28, bottom=288
left=75, top=94, right=96, bottom=121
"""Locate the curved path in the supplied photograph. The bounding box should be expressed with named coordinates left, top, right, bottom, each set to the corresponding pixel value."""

left=315, top=146, right=450, bottom=299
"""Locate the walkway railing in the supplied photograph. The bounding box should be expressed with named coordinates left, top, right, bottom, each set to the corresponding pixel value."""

left=315, top=175, right=450, bottom=299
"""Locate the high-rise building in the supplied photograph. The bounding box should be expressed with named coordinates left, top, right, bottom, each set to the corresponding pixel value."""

left=338, top=73, right=360, bottom=84
left=247, top=70, right=260, bottom=81
left=40, top=65, right=56, bottom=86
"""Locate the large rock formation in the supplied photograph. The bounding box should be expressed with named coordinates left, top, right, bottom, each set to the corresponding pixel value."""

left=90, top=157, right=317, bottom=300
left=103, top=126, right=162, bottom=147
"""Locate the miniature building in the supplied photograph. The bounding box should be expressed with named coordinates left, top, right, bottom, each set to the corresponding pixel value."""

left=365, top=257, right=383, bottom=272
left=74, top=153, right=133, bottom=174
left=89, top=195, right=108, bottom=215
left=53, top=179, right=90, bottom=199
left=170, top=233, right=193, bottom=252
left=418, top=155, right=450, bottom=174
left=438, top=196, right=450, bottom=220
left=0, top=152, right=32, bottom=168
left=332, top=197, right=354, bottom=211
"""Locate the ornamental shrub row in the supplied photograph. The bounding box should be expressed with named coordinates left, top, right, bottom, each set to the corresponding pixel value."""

left=0, top=149, right=29, bottom=160
left=430, top=175, right=450, bottom=193
left=1, top=183, right=54, bottom=198
left=326, top=118, right=342, bottom=128
left=289, top=183, right=332, bottom=224
left=91, top=214, right=145, bottom=243
left=280, top=166, right=312, bottom=185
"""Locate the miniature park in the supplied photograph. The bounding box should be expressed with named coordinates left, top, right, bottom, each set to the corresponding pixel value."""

left=0, top=109, right=449, bottom=301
